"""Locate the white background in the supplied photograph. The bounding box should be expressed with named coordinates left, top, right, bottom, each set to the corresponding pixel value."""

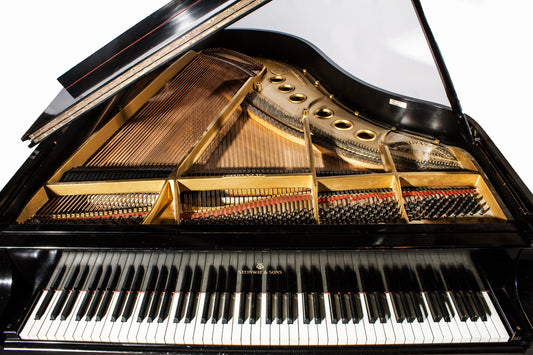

left=0, top=0, right=531, bottom=192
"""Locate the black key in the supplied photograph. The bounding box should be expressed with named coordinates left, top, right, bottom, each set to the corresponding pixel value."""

left=311, top=266, right=323, bottom=324
left=450, top=291, right=468, bottom=321
left=300, top=266, right=310, bottom=324
left=147, top=265, right=168, bottom=323
left=286, top=266, right=297, bottom=324
left=211, top=266, right=226, bottom=324
left=157, top=265, right=178, bottom=323
left=366, top=293, right=379, bottom=323
left=476, top=291, right=491, bottom=319
left=370, top=266, right=390, bottom=324
left=384, top=266, right=406, bottom=323
left=429, top=266, right=451, bottom=322
left=350, top=293, right=363, bottom=323
left=86, top=265, right=112, bottom=321
left=325, top=266, right=339, bottom=324
left=266, top=267, right=274, bottom=324
left=61, top=265, right=89, bottom=321
left=464, top=268, right=488, bottom=321
left=415, top=292, right=428, bottom=321
left=122, top=265, right=145, bottom=322
left=137, top=265, right=158, bottom=323
left=465, top=292, right=480, bottom=321
left=111, top=265, right=135, bottom=322
left=392, top=292, right=406, bottom=323
left=416, top=265, right=442, bottom=322
left=174, top=266, right=192, bottom=323
left=36, top=265, right=66, bottom=321
left=249, top=267, right=262, bottom=324
left=440, top=265, right=467, bottom=321
left=221, top=266, right=236, bottom=324
left=76, top=265, right=102, bottom=321
left=275, top=267, right=283, bottom=324
left=359, top=266, right=379, bottom=323
left=51, top=265, right=80, bottom=321
left=201, top=266, right=217, bottom=324
left=238, top=266, right=250, bottom=324
left=334, top=266, right=348, bottom=324
left=96, top=265, right=121, bottom=321
left=184, top=266, right=202, bottom=323
left=344, top=266, right=362, bottom=323
left=426, top=292, right=443, bottom=322
left=402, top=292, right=416, bottom=323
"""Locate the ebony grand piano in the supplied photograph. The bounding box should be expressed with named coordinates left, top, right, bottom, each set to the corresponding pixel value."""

left=1, top=0, right=533, bottom=353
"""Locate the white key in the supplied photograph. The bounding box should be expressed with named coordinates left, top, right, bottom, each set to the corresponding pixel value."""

left=474, top=316, right=492, bottom=343
left=192, top=293, right=207, bottom=345
left=99, top=292, right=119, bottom=342
left=369, top=298, right=386, bottom=344
left=230, top=293, right=242, bottom=345
left=146, top=309, right=162, bottom=343
left=379, top=294, right=395, bottom=345
left=212, top=294, right=225, bottom=345
left=409, top=317, right=425, bottom=344
left=61, top=294, right=85, bottom=341
left=416, top=294, right=434, bottom=343
left=202, top=294, right=216, bottom=345
left=352, top=294, right=367, bottom=345
left=442, top=293, right=464, bottom=343
left=439, top=318, right=454, bottom=343
left=20, top=292, right=47, bottom=340
left=72, top=291, right=93, bottom=342
left=109, top=299, right=126, bottom=343
left=343, top=298, right=357, bottom=345
left=323, top=294, right=338, bottom=345
left=436, top=296, right=453, bottom=344
left=260, top=293, right=271, bottom=345
left=294, top=294, right=307, bottom=345
left=465, top=316, right=482, bottom=342
left=125, top=292, right=145, bottom=343
left=402, top=320, right=415, bottom=344
left=164, top=292, right=180, bottom=344
left=481, top=313, right=501, bottom=343
left=279, top=297, right=290, bottom=346
left=287, top=294, right=299, bottom=346
left=360, top=294, right=376, bottom=345
left=37, top=291, right=61, bottom=341
left=334, top=295, right=349, bottom=345
left=46, top=291, right=67, bottom=341
left=316, top=294, right=329, bottom=346
left=386, top=293, right=405, bottom=344
left=183, top=293, right=199, bottom=344
left=269, top=295, right=280, bottom=346
left=306, top=296, right=319, bottom=346
left=240, top=294, right=252, bottom=346
left=136, top=292, right=154, bottom=343
left=221, top=293, right=234, bottom=345
left=422, top=293, right=444, bottom=343
left=173, top=293, right=188, bottom=344
left=117, top=295, right=137, bottom=343
left=482, top=291, right=509, bottom=342
left=250, top=294, right=262, bottom=346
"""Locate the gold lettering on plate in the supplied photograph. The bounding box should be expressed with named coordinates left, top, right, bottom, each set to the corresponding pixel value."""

left=238, top=270, right=282, bottom=275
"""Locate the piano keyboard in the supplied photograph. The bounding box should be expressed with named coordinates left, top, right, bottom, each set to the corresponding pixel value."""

left=20, top=250, right=509, bottom=346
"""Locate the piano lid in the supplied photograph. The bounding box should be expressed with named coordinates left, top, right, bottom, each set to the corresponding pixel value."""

left=22, top=0, right=271, bottom=144
left=22, top=0, right=464, bottom=145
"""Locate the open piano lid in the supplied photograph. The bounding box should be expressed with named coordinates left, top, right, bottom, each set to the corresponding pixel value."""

left=22, top=0, right=469, bottom=146
left=22, top=0, right=272, bottom=145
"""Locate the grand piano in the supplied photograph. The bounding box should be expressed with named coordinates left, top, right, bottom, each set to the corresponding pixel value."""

left=1, top=0, right=533, bottom=353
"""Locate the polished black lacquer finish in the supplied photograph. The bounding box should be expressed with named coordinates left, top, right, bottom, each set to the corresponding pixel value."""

left=1, top=0, right=533, bottom=353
